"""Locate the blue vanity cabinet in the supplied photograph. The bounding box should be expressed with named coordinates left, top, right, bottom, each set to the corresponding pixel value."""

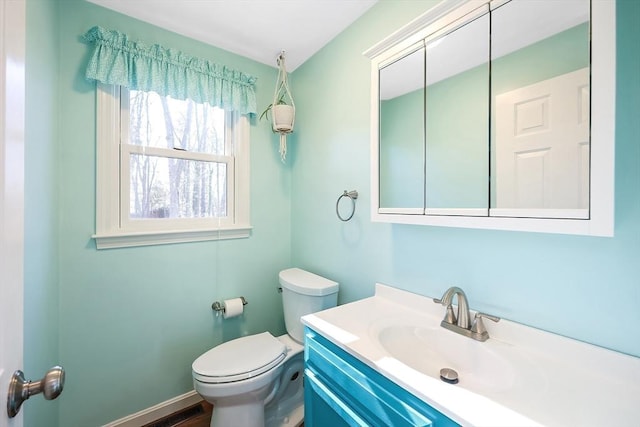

left=304, top=327, right=459, bottom=427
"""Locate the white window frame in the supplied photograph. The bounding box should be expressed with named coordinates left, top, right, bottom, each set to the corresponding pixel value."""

left=93, top=83, right=251, bottom=249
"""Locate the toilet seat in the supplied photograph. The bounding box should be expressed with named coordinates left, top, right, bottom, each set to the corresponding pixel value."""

left=192, top=332, right=287, bottom=384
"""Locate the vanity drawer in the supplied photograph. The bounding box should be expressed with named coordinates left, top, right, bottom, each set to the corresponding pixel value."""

left=304, top=328, right=458, bottom=427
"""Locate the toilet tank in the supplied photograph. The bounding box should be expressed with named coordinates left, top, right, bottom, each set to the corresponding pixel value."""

left=279, top=268, right=339, bottom=343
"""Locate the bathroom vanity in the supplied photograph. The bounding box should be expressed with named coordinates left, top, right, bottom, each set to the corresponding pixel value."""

left=305, top=329, right=457, bottom=426
left=301, top=284, right=640, bottom=426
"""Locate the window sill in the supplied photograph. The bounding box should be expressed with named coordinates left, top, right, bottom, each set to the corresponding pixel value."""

left=93, top=226, right=252, bottom=249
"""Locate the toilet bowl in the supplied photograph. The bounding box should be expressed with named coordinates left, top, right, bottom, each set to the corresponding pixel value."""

left=192, top=268, right=338, bottom=427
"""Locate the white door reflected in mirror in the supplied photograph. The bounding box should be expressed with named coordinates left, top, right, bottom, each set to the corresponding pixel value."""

left=494, top=68, right=590, bottom=218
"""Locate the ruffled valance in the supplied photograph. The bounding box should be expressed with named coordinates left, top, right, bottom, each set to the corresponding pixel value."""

left=83, top=26, right=257, bottom=115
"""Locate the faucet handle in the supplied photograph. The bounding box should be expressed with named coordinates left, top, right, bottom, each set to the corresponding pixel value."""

left=433, top=297, right=457, bottom=324
left=471, top=312, right=500, bottom=335
left=476, top=312, right=500, bottom=323
left=443, top=305, right=457, bottom=324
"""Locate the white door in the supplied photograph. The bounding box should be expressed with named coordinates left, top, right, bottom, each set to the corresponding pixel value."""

left=1, top=0, right=25, bottom=425
left=495, top=67, right=590, bottom=218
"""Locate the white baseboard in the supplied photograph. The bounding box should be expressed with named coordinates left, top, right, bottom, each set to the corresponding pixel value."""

left=102, top=390, right=203, bottom=427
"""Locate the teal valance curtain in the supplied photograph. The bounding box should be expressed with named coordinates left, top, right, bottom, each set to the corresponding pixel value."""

left=83, top=26, right=257, bottom=116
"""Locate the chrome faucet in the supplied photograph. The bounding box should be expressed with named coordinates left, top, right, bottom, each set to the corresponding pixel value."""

left=433, top=286, right=500, bottom=342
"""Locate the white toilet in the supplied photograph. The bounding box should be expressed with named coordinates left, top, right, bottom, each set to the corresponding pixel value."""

left=192, top=268, right=339, bottom=427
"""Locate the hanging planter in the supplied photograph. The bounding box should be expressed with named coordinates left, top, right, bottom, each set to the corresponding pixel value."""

left=273, top=104, right=294, bottom=133
left=260, top=51, right=295, bottom=162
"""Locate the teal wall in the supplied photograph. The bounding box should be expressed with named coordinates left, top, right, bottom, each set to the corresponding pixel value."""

left=25, top=0, right=292, bottom=425
left=289, top=0, right=437, bottom=303
left=291, top=0, right=640, bottom=359
left=22, top=0, right=640, bottom=425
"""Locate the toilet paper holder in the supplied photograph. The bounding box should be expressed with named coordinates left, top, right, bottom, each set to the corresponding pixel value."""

left=212, top=297, right=248, bottom=313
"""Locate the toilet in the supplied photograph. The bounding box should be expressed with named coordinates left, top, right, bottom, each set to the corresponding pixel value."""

left=192, top=268, right=339, bottom=427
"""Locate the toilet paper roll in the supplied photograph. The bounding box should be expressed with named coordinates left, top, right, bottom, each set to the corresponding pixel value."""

left=223, top=298, right=244, bottom=319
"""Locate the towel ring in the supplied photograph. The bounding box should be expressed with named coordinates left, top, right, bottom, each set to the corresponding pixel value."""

left=336, top=190, right=358, bottom=222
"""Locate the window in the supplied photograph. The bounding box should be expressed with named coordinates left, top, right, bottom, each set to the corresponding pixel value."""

left=93, top=84, right=251, bottom=249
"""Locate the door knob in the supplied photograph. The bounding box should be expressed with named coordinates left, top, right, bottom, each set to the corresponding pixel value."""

left=7, top=365, right=65, bottom=418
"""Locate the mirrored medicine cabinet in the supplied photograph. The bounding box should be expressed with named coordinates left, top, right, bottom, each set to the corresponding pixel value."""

left=365, top=0, right=615, bottom=236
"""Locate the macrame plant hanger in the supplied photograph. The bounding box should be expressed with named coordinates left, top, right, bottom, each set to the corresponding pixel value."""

left=271, top=51, right=295, bottom=162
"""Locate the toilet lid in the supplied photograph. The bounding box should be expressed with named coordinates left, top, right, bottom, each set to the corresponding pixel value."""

left=192, top=332, right=287, bottom=383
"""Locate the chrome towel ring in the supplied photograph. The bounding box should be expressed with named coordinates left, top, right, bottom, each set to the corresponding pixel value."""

left=336, top=190, right=358, bottom=221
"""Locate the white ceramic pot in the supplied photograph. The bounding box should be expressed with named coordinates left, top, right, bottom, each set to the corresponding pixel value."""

left=273, top=104, right=294, bottom=132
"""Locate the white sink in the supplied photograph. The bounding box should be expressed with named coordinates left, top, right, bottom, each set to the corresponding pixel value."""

left=372, top=320, right=518, bottom=393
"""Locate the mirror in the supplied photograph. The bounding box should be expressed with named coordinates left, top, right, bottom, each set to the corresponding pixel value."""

left=425, top=13, right=489, bottom=215
left=373, top=0, right=605, bottom=231
left=491, top=0, right=590, bottom=218
left=379, top=45, right=425, bottom=212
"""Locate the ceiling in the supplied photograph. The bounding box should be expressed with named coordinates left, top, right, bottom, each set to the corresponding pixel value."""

left=86, top=0, right=378, bottom=71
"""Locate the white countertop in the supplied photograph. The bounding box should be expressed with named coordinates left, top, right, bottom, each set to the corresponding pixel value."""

left=301, top=283, right=640, bottom=427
